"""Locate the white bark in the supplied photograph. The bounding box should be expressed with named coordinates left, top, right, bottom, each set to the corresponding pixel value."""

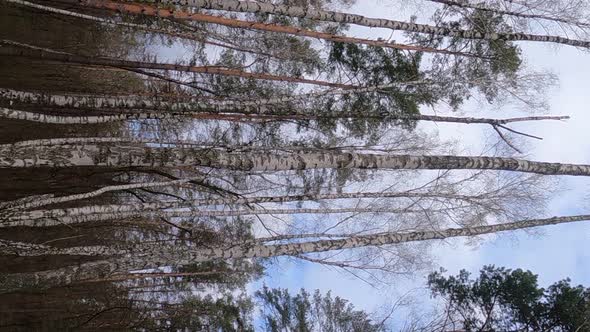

left=2, top=143, right=590, bottom=177
left=5, top=206, right=440, bottom=228
left=0, top=83, right=426, bottom=111
left=0, top=137, right=220, bottom=149
left=0, top=107, right=181, bottom=124
left=0, top=239, right=113, bottom=257
left=10, top=190, right=496, bottom=222
left=0, top=176, right=205, bottom=211
left=0, top=105, right=568, bottom=127
left=3, top=137, right=133, bottom=148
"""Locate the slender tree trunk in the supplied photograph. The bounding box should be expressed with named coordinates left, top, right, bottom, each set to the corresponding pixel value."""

left=147, top=0, right=590, bottom=48
left=0, top=84, right=429, bottom=111
left=0, top=105, right=568, bottom=126
left=6, top=206, right=448, bottom=228
left=0, top=107, right=302, bottom=124
left=0, top=40, right=355, bottom=89
left=77, top=0, right=481, bottom=57
left=2, top=214, right=588, bottom=291
left=0, top=176, right=205, bottom=211
left=0, top=239, right=113, bottom=257
left=189, top=214, right=590, bottom=261
left=3, top=76, right=526, bottom=111
left=0, top=137, right=189, bottom=148
left=0, top=107, right=181, bottom=124
left=80, top=271, right=233, bottom=283
left=10, top=190, right=495, bottom=222
left=2, top=143, right=590, bottom=176
left=0, top=88, right=569, bottom=125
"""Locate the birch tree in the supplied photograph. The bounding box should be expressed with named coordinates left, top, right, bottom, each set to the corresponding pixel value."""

left=3, top=141, right=590, bottom=176
left=2, top=214, right=589, bottom=290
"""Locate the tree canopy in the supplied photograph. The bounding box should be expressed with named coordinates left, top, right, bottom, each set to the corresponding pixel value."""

left=256, top=286, right=387, bottom=332
left=427, top=265, right=590, bottom=331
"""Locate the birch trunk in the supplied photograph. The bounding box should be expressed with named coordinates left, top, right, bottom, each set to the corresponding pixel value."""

left=77, top=0, right=479, bottom=57
left=186, top=214, right=590, bottom=262
left=2, top=77, right=519, bottom=111
left=0, top=176, right=205, bottom=211
left=151, top=0, right=590, bottom=48
left=0, top=137, right=154, bottom=148
left=0, top=239, right=115, bottom=257
left=10, top=190, right=495, bottom=222
left=5, top=206, right=439, bottom=228
left=0, top=107, right=297, bottom=124
left=0, top=138, right=225, bottom=151
left=3, top=109, right=312, bottom=123
left=2, top=143, right=590, bottom=176
left=1, top=84, right=429, bottom=111
left=0, top=107, right=185, bottom=124
left=3, top=214, right=588, bottom=291
left=0, top=105, right=568, bottom=126
left=0, top=88, right=569, bottom=126
left=0, top=40, right=355, bottom=89
left=80, top=271, right=231, bottom=283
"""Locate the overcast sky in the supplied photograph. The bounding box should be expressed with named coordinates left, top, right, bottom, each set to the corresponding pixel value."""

left=252, top=1, right=590, bottom=327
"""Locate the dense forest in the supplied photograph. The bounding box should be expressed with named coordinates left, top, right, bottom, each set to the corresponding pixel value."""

left=0, top=0, right=589, bottom=330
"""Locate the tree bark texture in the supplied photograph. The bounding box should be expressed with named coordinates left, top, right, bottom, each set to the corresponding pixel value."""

left=2, top=143, right=590, bottom=176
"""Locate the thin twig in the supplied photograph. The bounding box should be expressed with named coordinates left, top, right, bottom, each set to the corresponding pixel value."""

left=496, top=124, right=543, bottom=140
left=492, top=125, right=523, bottom=153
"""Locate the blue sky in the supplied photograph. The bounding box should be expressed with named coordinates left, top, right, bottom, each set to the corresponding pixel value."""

left=250, top=1, right=590, bottom=327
